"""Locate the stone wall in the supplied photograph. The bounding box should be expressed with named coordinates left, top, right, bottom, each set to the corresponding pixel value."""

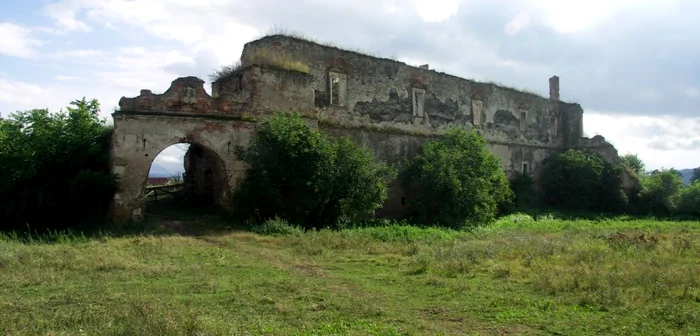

left=110, top=34, right=632, bottom=223
left=110, top=108, right=255, bottom=222
left=237, top=35, right=584, bottom=179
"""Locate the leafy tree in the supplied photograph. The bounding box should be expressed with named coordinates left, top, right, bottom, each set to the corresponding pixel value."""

left=637, top=169, right=684, bottom=216
left=402, top=127, right=513, bottom=228
left=541, top=149, right=627, bottom=213
left=509, top=172, right=538, bottom=210
left=620, top=153, right=646, bottom=175
left=677, top=180, right=700, bottom=218
left=691, top=167, right=700, bottom=184
left=232, top=112, right=395, bottom=229
left=0, top=98, right=117, bottom=231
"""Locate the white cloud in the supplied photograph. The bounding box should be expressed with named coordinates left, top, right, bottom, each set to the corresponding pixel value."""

left=504, top=12, right=531, bottom=36
left=584, top=111, right=700, bottom=170
left=684, top=88, right=699, bottom=99
left=50, top=49, right=104, bottom=60
left=151, top=144, right=189, bottom=175
left=0, top=75, right=129, bottom=119
left=0, top=78, right=47, bottom=107
left=414, top=0, right=460, bottom=22
left=54, top=75, right=79, bottom=81
left=43, top=0, right=91, bottom=32
left=0, top=23, right=42, bottom=58
left=528, top=0, right=678, bottom=34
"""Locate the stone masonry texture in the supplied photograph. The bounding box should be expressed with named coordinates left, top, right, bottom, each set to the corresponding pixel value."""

left=109, top=34, right=632, bottom=223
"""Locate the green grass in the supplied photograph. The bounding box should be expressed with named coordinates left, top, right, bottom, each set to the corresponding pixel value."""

left=1, top=213, right=699, bottom=335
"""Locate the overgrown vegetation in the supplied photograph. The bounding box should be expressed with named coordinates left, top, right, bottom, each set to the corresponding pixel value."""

left=541, top=149, right=627, bottom=213
left=1, top=216, right=698, bottom=335
left=620, top=152, right=646, bottom=176
left=209, top=61, right=244, bottom=82
left=508, top=172, right=538, bottom=211
left=233, top=112, right=396, bottom=229
left=0, top=98, right=116, bottom=231
left=402, top=127, right=513, bottom=228
left=211, top=49, right=311, bottom=82
left=246, top=49, right=311, bottom=73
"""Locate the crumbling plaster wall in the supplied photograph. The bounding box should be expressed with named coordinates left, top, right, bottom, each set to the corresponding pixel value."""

left=110, top=112, right=254, bottom=222
left=239, top=35, right=570, bottom=176
left=321, top=128, right=560, bottom=217
left=110, top=35, right=632, bottom=223
left=212, top=66, right=316, bottom=117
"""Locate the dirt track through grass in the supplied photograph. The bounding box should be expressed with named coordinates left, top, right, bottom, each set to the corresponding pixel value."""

left=1, top=215, right=699, bottom=335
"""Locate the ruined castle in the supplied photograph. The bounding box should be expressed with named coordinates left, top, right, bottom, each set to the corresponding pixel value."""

left=110, top=34, right=625, bottom=223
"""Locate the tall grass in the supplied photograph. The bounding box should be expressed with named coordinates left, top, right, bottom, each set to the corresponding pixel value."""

left=1, top=215, right=698, bottom=334
left=247, top=49, right=310, bottom=74
left=0, top=227, right=90, bottom=245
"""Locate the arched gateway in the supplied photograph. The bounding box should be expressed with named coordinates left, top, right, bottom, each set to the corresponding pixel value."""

left=110, top=77, right=262, bottom=222
left=110, top=34, right=632, bottom=223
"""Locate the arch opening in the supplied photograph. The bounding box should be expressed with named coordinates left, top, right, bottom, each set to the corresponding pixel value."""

left=145, top=142, right=228, bottom=215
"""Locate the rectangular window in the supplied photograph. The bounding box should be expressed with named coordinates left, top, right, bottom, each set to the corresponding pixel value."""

left=522, top=163, right=529, bottom=175
left=412, top=88, right=426, bottom=118
left=550, top=117, right=557, bottom=136
left=520, top=110, right=527, bottom=132
left=329, top=72, right=347, bottom=106
left=472, top=100, right=483, bottom=125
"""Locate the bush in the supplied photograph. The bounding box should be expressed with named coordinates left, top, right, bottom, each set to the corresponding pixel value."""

left=636, top=169, right=684, bottom=217
left=402, top=127, right=513, bottom=229
left=0, top=98, right=117, bottom=231
left=251, top=217, right=305, bottom=236
left=619, top=153, right=646, bottom=176
left=233, top=112, right=396, bottom=229
left=509, top=171, right=538, bottom=210
left=677, top=181, right=700, bottom=217
left=541, top=149, right=627, bottom=213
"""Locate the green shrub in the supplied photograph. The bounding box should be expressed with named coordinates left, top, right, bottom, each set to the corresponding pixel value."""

left=677, top=181, right=700, bottom=217
left=691, top=167, right=700, bottom=185
left=636, top=169, right=684, bottom=217
left=541, top=149, right=627, bottom=213
left=251, top=217, right=305, bottom=236
left=0, top=98, right=117, bottom=231
left=619, top=153, right=646, bottom=175
left=509, top=171, right=538, bottom=210
left=402, top=127, right=513, bottom=229
left=233, top=112, right=396, bottom=229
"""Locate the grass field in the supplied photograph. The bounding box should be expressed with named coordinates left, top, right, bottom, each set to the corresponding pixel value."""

left=1, top=209, right=699, bottom=335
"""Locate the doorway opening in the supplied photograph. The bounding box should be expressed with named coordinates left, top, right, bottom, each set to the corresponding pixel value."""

left=145, top=142, right=227, bottom=218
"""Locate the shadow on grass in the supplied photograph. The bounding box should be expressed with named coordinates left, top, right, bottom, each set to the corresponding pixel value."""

left=0, top=198, right=254, bottom=244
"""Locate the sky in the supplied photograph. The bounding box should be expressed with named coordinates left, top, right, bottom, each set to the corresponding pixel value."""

left=1, top=0, right=698, bottom=174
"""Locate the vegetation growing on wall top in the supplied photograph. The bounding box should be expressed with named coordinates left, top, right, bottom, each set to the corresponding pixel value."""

left=211, top=47, right=311, bottom=82
left=210, top=61, right=244, bottom=82
left=246, top=49, right=311, bottom=74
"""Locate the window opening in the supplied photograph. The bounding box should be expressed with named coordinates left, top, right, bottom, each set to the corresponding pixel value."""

left=412, top=88, right=426, bottom=118
left=329, top=72, right=347, bottom=106
left=472, top=100, right=483, bottom=125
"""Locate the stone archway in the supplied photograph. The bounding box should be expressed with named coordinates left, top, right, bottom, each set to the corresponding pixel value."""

left=109, top=77, right=255, bottom=223
left=181, top=143, right=228, bottom=206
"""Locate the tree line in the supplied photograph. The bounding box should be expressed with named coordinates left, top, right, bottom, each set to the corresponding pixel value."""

left=1, top=99, right=698, bottom=232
